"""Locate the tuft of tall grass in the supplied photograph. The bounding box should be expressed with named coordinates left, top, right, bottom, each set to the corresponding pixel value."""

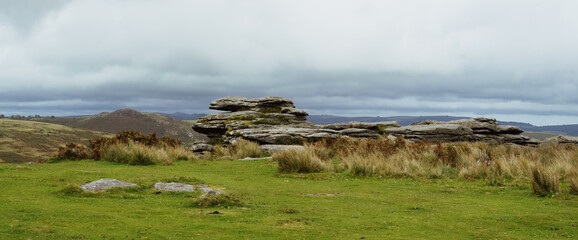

left=101, top=142, right=175, bottom=165
left=569, top=173, right=578, bottom=195
left=531, top=167, right=560, bottom=197
left=274, top=148, right=331, bottom=173
left=232, top=139, right=262, bottom=159
left=205, top=139, right=262, bottom=160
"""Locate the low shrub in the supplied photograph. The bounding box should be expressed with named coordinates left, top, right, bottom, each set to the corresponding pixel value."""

left=52, top=143, right=91, bottom=161
left=531, top=167, right=560, bottom=197
left=274, top=148, right=330, bottom=173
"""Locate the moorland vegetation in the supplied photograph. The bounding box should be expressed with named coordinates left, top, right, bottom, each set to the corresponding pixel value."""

left=2, top=136, right=577, bottom=239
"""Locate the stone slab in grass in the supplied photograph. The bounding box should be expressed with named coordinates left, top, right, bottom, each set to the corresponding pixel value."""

left=80, top=178, right=137, bottom=192
left=154, top=182, right=195, bottom=192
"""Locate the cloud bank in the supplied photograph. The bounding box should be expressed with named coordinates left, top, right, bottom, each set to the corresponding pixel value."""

left=1, top=0, right=577, bottom=125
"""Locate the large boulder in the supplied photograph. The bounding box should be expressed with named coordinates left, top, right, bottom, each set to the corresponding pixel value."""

left=385, top=118, right=538, bottom=145
left=322, top=121, right=398, bottom=131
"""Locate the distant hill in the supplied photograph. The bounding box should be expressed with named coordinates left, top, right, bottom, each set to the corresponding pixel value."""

left=40, top=109, right=207, bottom=146
left=518, top=124, right=578, bottom=136
left=157, top=112, right=207, bottom=120
left=0, top=119, right=112, bottom=163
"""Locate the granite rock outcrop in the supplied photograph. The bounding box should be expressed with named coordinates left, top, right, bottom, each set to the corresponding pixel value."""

left=192, top=96, right=398, bottom=144
left=384, top=118, right=539, bottom=145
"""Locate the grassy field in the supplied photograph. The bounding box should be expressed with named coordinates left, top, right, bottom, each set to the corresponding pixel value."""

left=0, top=119, right=112, bottom=163
left=1, top=159, right=576, bottom=239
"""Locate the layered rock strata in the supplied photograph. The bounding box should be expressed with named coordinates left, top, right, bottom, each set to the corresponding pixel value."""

left=193, top=96, right=398, bottom=144
left=384, top=118, right=539, bottom=145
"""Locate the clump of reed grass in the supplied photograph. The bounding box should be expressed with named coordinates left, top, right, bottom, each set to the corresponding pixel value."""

left=568, top=173, right=578, bottom=195
left=205, top=139, right=262, bottom=160
left=102, top=142, right=173, bottom=166
left=274, top=148, right=331, bottom=173
left=531, top=167, right=560, bottom=197
left=231, top=139, right=262, bottom=159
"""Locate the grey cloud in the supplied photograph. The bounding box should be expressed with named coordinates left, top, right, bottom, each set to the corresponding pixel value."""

left=1, top=0, right=578, bottom=125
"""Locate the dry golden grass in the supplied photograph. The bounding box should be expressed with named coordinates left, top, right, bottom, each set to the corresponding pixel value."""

left=284, top=137, right=578, bottom=194
left=531, top=167, right=560, bottom=196
left=101, top=142, right=197, bottom=165
left=273, top=148, right=332, bottom=173
left=205, top=139, right=262, bottom=160
left=231, top=139, right=262, bottom=159
left=570, top=173, right=578, bottom=195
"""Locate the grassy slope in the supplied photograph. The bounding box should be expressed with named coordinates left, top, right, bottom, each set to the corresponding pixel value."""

left=0, top=119, right=112, bottom=163
left=1, top=160, right=576, bottom=239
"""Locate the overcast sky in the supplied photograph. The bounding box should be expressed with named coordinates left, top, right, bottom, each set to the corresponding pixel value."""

left=1, top=0, right=577, bottom=125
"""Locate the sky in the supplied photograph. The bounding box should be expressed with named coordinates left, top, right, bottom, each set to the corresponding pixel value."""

left=1, top=0, right=578, bottom=126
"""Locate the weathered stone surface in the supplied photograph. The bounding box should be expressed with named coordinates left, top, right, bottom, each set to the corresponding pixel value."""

left=542, top=135, right=578, bottom=145
left=80, top=179, right=137, bottom=193
left=230, top=126, right=339, bottom=144
left=209, top=96, right=295, bottom=112
left=323, top=121, right=399, bottom=130
left=385, top=118, right=537, bottom=145
left=261, top=144, right=306, bottom=153
left=192, top=143, right=213, bottom=153
left=238, top=156, right=273, bottom=161
left=154, top=182, right=195, bottom=192
left=338, top=128, right=380, bottom=138
left=281, top=107, right=308, bottom=116
left=197, top=184, right=223, bottom=197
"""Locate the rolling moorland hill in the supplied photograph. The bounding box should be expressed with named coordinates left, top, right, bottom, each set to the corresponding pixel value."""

left=39, top=109, right=207, bottom=146
left=0, top=119, right=112, bottom=163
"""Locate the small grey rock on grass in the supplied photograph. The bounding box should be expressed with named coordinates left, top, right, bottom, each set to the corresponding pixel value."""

left=154, top=182, right=195, bottom=192
left=80, top=179, right=137, bottom=193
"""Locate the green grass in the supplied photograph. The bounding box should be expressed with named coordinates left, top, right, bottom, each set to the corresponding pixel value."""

left=1, top=160, right=577, bottom=239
